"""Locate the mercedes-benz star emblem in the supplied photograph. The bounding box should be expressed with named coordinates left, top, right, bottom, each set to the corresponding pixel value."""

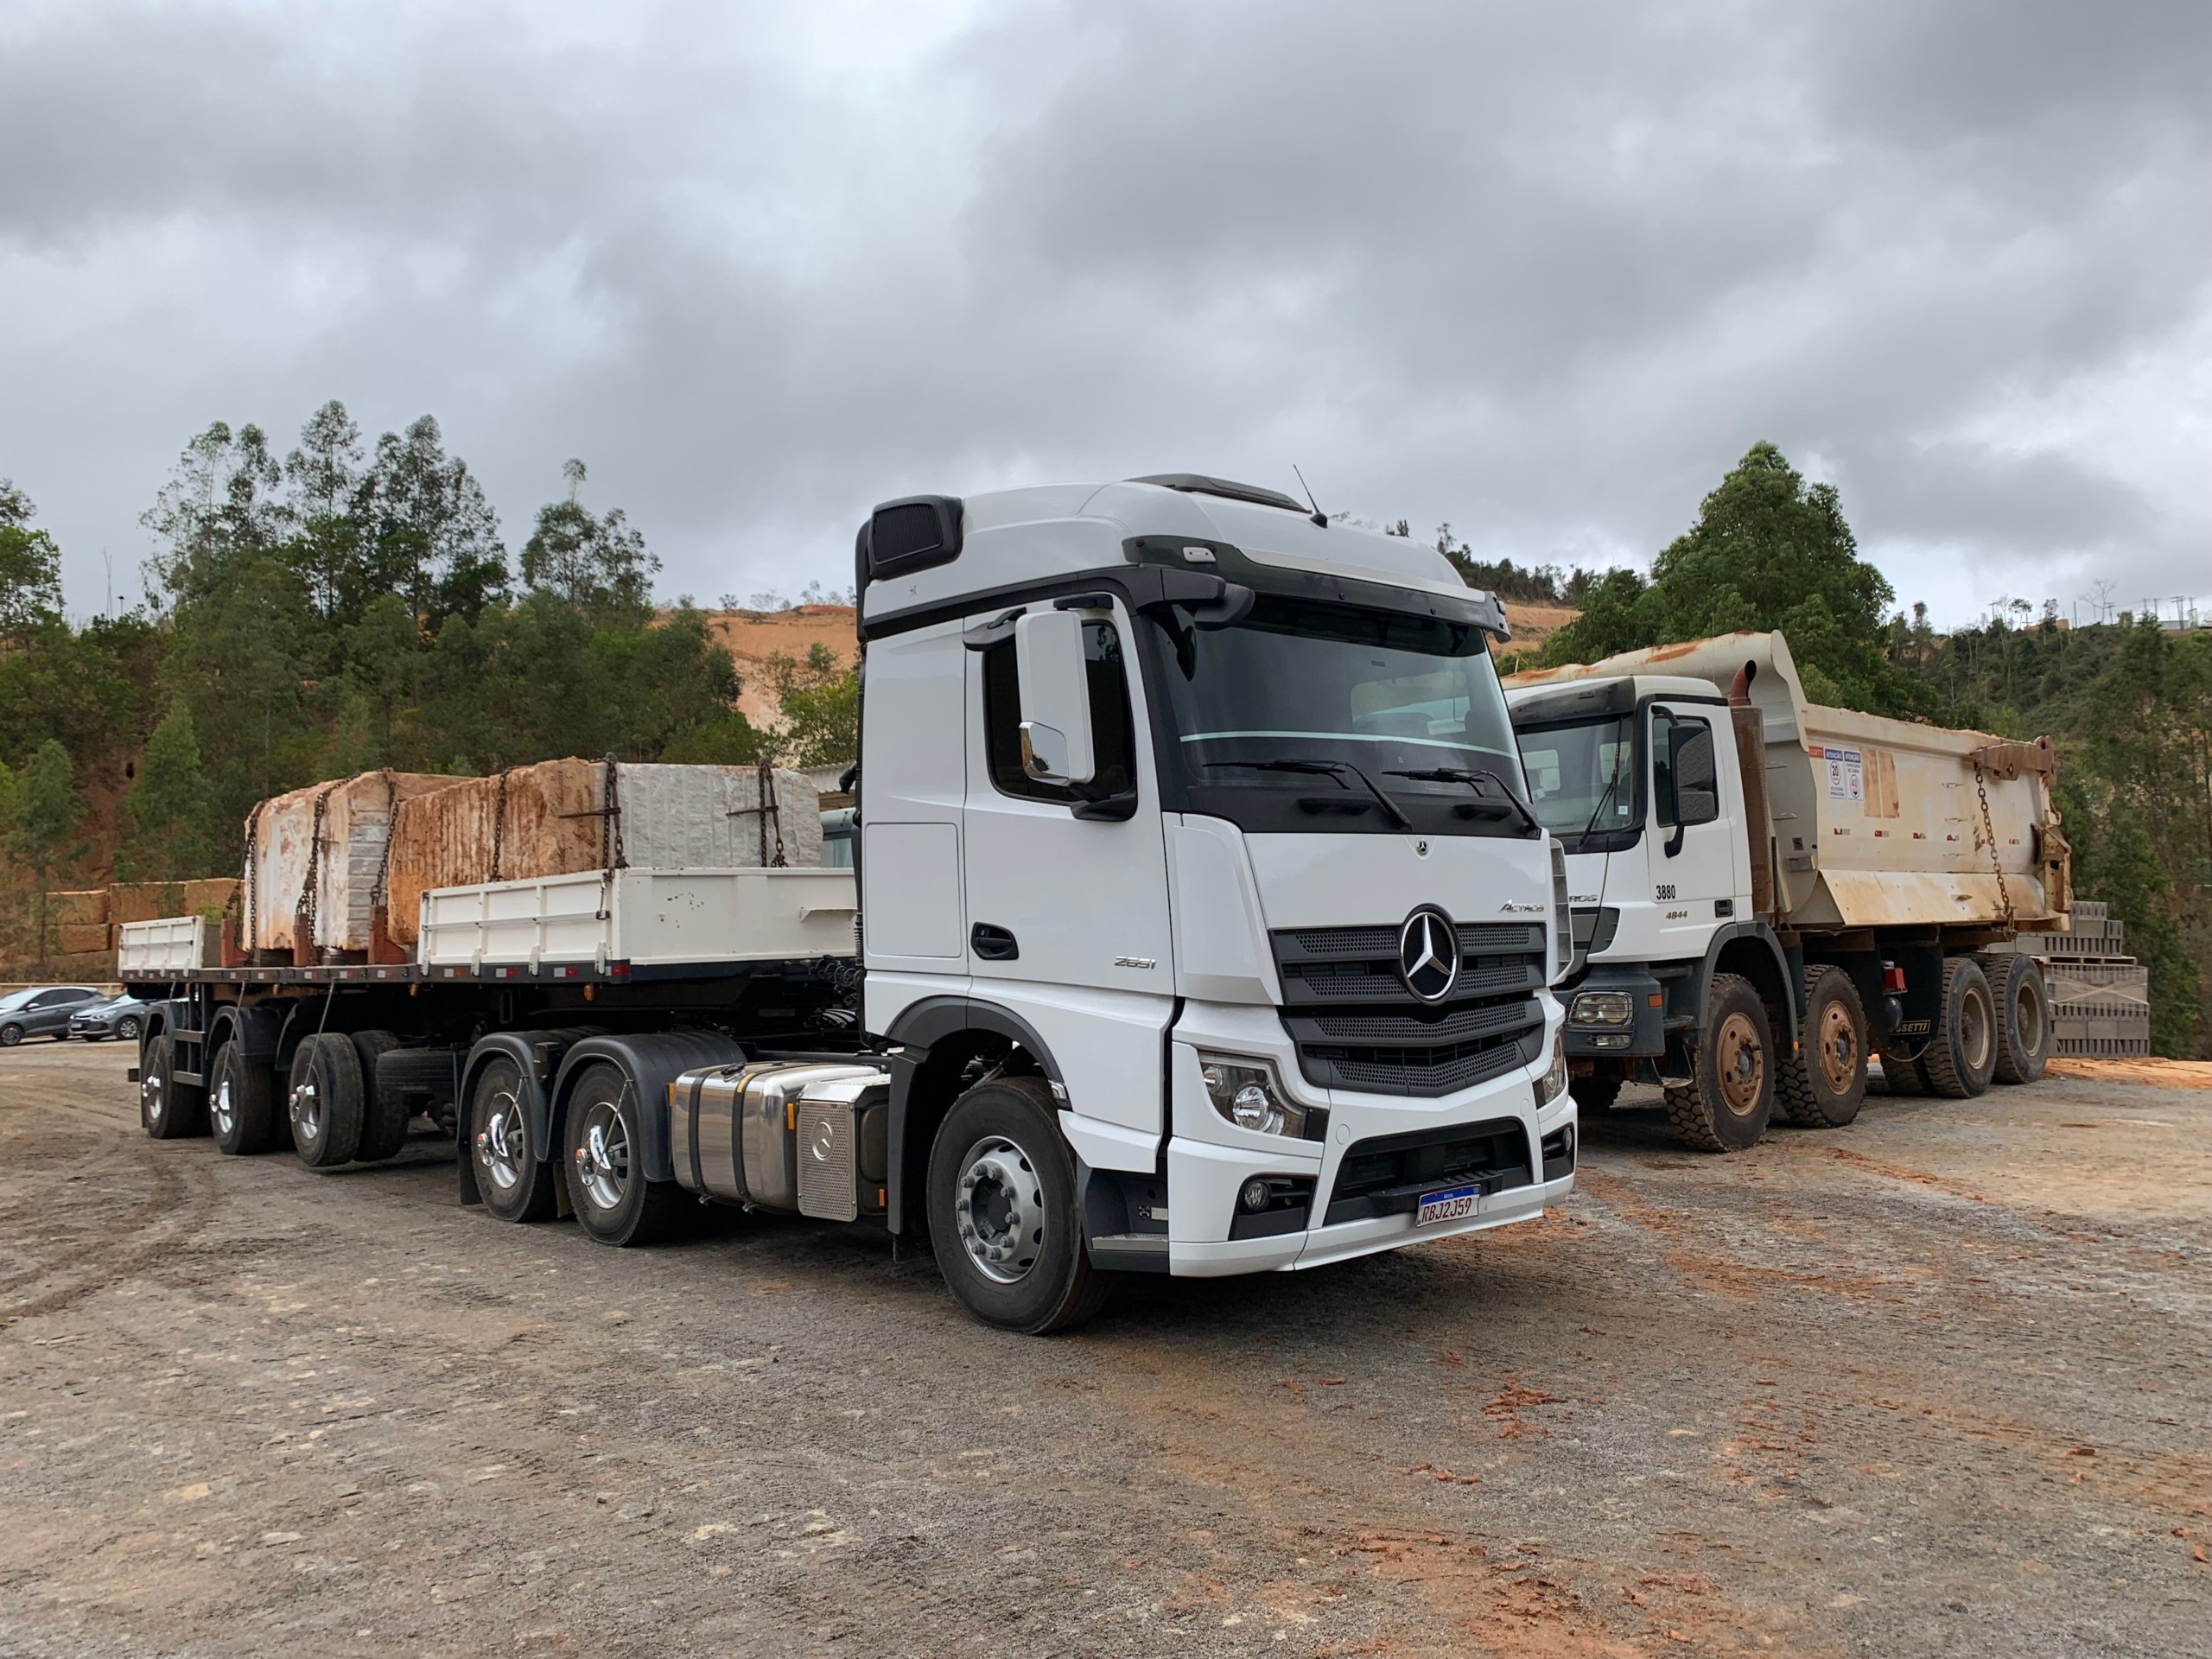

left=1397, top=906, right=1460, bottom=1003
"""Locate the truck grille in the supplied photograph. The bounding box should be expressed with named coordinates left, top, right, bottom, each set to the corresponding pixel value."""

left=1273, top=922, right=1548, bottom=1098
left=1323, top=1116, right=1534, bottom=1225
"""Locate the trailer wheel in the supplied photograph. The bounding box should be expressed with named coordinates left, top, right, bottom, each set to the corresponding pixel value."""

left=1921, top=957, right=1998, bottom=1099
left=140, top=1030, right=202, bottom=1139
left=1662, top=972, right=1774, bottom=1153
left=1568, top=1074, right=1622, bottom=1113
left=468, top=1055, right=557, bottom=1223
left=350, top=1031, right=409, bottom=1160
left=288, top=1033, right=366, bottom=1168
left=1777, top=965, right=1868, bottom=1128
left=1980, top=955, right=2050, bottom=1084
left=926, top=1077, right=1107, bottom=1334
left=207, top=1041, right=277, bottom=1155
left=562, top=1062, right=683, bottom=1247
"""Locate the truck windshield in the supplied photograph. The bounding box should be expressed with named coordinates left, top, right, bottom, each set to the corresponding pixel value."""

left=1516, top=715, right=1638, bottom=849
left=1145, top=594, right=1524, bottom=832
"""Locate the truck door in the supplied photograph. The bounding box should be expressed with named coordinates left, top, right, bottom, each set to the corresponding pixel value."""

left=961, top=601, right=1175, bottom=1141
left=1649, top=702, right=1739, bottom=955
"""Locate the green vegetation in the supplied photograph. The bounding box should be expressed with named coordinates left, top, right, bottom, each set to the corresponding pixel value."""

left=0, top=402, right=864, bottom=954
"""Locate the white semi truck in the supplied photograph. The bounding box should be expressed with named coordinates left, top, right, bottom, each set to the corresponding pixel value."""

left=1503, top=632, right=2071, bottom=1153
left=124, top=475, right=1576, bottom=1332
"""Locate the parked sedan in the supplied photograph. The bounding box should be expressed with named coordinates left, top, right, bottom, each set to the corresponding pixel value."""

left=0, top=986, right=108, bottom=1046
left=67, top=995, right=149, bottom=1044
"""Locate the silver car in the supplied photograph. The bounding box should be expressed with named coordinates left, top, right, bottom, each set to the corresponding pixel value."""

left=68, top=995, right=150, bottom=1043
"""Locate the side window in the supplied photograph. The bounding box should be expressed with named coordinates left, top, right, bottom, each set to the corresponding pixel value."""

left=982, top=620, right=1137, bottom=804
left=1655, top=715, right=1720, bottom=828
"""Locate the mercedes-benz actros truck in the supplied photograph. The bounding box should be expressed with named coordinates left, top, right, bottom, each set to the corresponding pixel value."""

left=124, top=474, right=1575, bottom=1332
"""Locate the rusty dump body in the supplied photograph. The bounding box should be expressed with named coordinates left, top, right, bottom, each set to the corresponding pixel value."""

left=383, top=759, right=823, bottom=946
left=1507, top=630, right=2069, bottom=937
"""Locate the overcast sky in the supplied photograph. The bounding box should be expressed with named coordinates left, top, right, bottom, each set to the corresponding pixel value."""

left=3, top=0, right=2205, bottom=630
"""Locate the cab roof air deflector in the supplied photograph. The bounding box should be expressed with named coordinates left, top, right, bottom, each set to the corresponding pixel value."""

left=1128, top=474, right=1311, bottom=515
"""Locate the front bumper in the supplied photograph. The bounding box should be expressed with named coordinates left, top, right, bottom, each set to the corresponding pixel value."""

left=1160, top=999, right=1574, bottom=1277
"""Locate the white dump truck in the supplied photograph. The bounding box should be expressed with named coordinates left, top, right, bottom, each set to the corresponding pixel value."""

left=121, top=474, right=1577, bottom=1332
left=1503, top=631, right=2070, bottom=1151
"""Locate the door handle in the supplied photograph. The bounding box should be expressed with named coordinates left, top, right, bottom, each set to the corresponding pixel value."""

left=970, top=923, right=1020, bottom=962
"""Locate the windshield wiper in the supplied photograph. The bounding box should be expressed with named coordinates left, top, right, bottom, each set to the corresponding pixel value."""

left=1385, top=766, right=1542, bottom=836
left=1576, top=758, right=1629, bottom=843
left=1203, top=757, right=1415, bottom=831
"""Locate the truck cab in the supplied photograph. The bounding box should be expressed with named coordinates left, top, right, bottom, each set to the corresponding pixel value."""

left=855, top=476, right=1573, bottom=1327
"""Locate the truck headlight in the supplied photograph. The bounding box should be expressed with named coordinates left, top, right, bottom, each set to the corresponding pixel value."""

left=1198, top=1054, right=1310, bottom=1139
left=1568, top=990, right=1634, bottom=1028
left=1533, top=1032, right=1567, bottom=1108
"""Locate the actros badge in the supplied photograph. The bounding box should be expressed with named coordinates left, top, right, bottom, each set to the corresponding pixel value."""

left=1397, top=906, right=1461, bottom=1003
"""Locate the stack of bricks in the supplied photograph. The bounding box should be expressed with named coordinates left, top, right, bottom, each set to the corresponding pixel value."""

left=1999, top=901, right=2152, bottom=1057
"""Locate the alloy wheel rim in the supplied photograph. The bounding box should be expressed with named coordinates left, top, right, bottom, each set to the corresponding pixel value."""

left=574, top=1100, right=629, bottom=1211
left=211, top=1076, right=235, bottom=1137
left=1715, top=1011, right=1764, bottom=1117
left=476, top=1090, right=527, bottom=1192
left=1817, top=1001, right=1858, bottom=1093
left=955, top=1135, right=1044, bottom=1284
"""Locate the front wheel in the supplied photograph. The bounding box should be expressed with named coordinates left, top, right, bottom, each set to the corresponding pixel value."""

left=0, top=1024, right=21, bottom=1047
left=562, top=1061, right=683, bottom=1247
left=926, top=1077, right=1106, bottom=1334
left=1662, top=972, right=1775, bottom=1153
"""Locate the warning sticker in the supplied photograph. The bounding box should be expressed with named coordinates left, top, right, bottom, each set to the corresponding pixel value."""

left=1821, top=745, right=1864, bottom=804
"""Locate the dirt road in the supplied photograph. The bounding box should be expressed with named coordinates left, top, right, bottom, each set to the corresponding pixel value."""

left=2, top=1042, right=2206, bottom=1657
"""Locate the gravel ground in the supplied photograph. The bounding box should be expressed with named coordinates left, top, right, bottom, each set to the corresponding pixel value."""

left=0, top=1040, right=2206, bottom=1658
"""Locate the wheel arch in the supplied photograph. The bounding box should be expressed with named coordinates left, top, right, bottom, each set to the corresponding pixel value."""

left=546, top=1031, right=749, bottom=1185
left=882, top=996, right=1065, bottom=1239
left=1705, top=924, right=1798, bottom=1054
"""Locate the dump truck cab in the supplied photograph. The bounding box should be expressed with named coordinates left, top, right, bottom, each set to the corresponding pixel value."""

left=855, top=476, right=1573, bottom=1322
left=1506, top=631, right=2068, bottom=1154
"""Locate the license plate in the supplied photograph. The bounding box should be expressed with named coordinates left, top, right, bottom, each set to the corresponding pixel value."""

left=1415, top=1184, right=1479, bottom=1226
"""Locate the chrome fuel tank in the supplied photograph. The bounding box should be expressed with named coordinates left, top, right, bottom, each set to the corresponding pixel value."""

left=671, top=1060, right=884, bottom=1211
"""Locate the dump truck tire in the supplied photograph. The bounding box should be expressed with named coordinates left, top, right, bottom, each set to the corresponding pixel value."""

left=1777, top=965, right=1868, bottom=1128
left=1569, top=1074, right=1623, bottom=1114
left=1981, top=954, right=2050, bottom=1084
left=1922, top=957, right=1998, bottom=1099
left=1662, top=972, right=1774, bottom=1153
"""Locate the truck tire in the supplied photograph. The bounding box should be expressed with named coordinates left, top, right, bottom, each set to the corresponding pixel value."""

left=1878, top=1048, right=1930, bottom=1094
left=562, top=1061, right=683, bottom=1247
left=1662, top=972, right=1774, bottom=1153
left=288, top=1033, right=366, bottom=1168
left=349, top=1031, right=409, bottom=1161
left=207, top=1041, right=277, bottom=1155
left=1980, top=954, right=2050, bottom=1085
left=926, top=1077, right=1108, bottom=1334
left=468, top=1054, right=558, bottom=1223
left=1568, top=1074, right=1622, bottom=1113
left=1922, top=957, right=1998, bottom=1099
left=140, top=1030, right=202, bottom=1139
left=1777, top=965, right=1867, bottom=1128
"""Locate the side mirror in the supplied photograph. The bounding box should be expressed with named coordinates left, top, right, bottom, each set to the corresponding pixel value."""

left=1014, top=610, right=1096, bottom=785
left=1654, top=709, right=1684, bottom=859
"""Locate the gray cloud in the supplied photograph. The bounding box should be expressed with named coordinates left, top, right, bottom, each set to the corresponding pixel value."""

left=1, top=0, right=2204, bottom=628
